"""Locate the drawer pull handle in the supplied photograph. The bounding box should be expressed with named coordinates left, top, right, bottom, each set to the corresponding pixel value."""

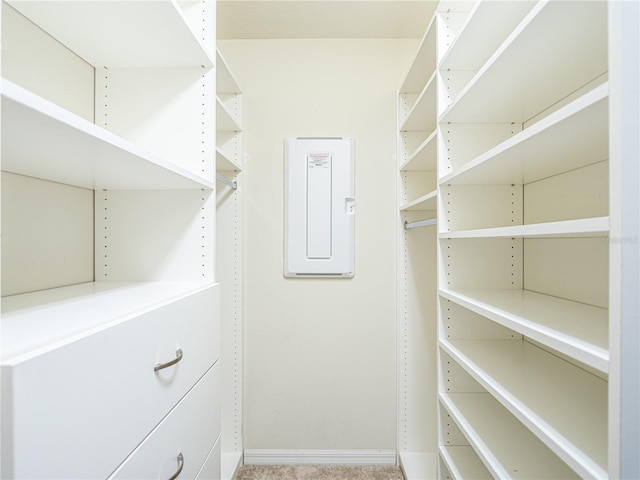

left=168, top=452, right=184, bottom=480
left=154, top=349, right=183, bottom=372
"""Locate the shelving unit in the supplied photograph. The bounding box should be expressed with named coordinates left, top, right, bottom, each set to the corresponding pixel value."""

left=396, top=5, right=439, bottom=479
left=1, top=1, right=221, bottom=478
left=398, top=9, right=438, bottom=212
left=441, top=338, right=608, bottom=478
left=215, top=47, right=244, bottom=480
left=440, top=393, right=580, bottom=479
left=439, top=288, right=608, bottom=372
left=439, top=445, right=491, bottom=480
left=434, top=0, right=613, bottom=478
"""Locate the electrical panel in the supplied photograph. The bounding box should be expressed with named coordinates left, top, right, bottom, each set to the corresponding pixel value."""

left=284, top=137, right=355, bottom=277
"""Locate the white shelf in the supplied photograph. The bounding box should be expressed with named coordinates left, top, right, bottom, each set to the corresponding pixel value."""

left=439, top=288, right=608, bottom=372
left=441, top=339, right=607, bottom=479
left=400, top=71, right=437, bottom=132
left=438, top=446, right=491, bottom=480
left=440, top=217, right=609, bottom=240
left=6, top=0, right=214, bottom=68
left=400, top=12, right=438, bottom=94
left=400, top=130, right=437, bottom=172
left=439, top=0, right=535, bottom=71
left=398, top=452, right=437, bottom=480
left=217, top=97, right=242, bottom=132
left=440, top=392, right=580, bottom=479
left=440, top=84, right=609, bottom=185
left=1, top=281, right=215, bottom=365
left=1, top=79, right=214, bottom=190
left=215, top=50, right=243, bottom=171
left=216, top=147, right=242, bottom=172
left=400, top=190, right=437, bottom=212
left=440, top=0, right=607, bottom=124
left=217, top=49, right=242, bottom=94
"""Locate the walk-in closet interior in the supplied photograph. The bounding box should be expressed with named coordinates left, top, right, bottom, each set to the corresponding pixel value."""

left=1, top=1, right=638, bottom=479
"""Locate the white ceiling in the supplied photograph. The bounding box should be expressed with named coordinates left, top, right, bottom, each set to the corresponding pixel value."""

left=217, top=1, right=438, bottom=39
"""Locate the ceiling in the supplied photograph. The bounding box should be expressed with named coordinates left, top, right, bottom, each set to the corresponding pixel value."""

left=217, top=1, right=438, bottom=39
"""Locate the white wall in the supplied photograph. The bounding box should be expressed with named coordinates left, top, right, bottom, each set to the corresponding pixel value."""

left=218, top=38, right=418, bottom=452
left=2, top=3, right=94, bottom=121
left=1, top=4, right=95, bottom=296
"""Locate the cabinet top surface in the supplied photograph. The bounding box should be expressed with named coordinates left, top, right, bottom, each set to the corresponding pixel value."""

left=1, top=282, right=217, bottom=364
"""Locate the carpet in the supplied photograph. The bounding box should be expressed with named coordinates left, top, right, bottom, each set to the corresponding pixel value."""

left=234, top=465, right=405, bottom=480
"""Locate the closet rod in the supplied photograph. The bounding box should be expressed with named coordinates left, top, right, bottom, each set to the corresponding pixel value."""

left=404, top=217, right=437, bottom=229
left=216, top=173, right=237, bottom=190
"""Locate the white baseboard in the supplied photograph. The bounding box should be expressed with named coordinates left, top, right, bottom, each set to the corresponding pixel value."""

left=243, top=449, right=397, bottom=466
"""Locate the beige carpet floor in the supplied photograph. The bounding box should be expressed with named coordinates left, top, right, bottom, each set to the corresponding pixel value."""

left=234, top=465, right=405, bottom=480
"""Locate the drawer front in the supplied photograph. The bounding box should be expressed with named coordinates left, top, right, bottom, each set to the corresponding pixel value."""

left=110, top=362, right=221, bottom=480
left=196, top=437, right=222, bottom=480
left=3, top=284, right=220, bottom=479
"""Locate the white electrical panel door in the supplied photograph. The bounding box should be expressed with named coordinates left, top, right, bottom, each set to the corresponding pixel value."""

left=285, top=137, right=355, bottom=277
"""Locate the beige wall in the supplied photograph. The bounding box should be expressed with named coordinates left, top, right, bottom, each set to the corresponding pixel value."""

left=218, top=38, right=417, bottom=451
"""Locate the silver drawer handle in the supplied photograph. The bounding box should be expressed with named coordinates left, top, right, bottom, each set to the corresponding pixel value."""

left=154, top=349, right=183, bottom=372
left=168, top=452, right=184, bottom=480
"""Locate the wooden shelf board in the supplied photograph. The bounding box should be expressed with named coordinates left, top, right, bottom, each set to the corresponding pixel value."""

left=400, top=11, right=438, bottom=93
left=441, top=339, right=608, bottom=479
left=400, top=71, right=438, bottom=132
left=1, top=79, right=214, bottom=190
left=6, top=0, right=214, bottom=68
left=438, top=446, right=491, bottom=480
left=440, top=392, right=581, bottom=479
left=400, top=130, right=437, bottom=172
left=216, top=147, right=242, bottom=172
left=217, top=97, right=242, bottom=132
left=440, top=84, right=609, bottom=185
left=398, top=452, right=437, bottom=480
left=439, top=217, right=609, bottom=240
left=439, top=0, right=536, bottom=71
left=440, top=1, right=607, bottom=124
left=1, top=281, right=216, bottom=364
left=217, top=49, right=242, bottom=94
left=439, top=287, right=609, bottom=372
left=400, top=190, right=438, bottom=211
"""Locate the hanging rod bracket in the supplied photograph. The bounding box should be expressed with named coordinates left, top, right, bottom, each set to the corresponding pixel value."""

left=404, top=217, right=437, bottom=230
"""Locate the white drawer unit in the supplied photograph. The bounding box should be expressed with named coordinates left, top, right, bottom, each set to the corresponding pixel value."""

left=109, top=362, right=221, bottom=480
left=1, top=283, right=220, bottom=479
